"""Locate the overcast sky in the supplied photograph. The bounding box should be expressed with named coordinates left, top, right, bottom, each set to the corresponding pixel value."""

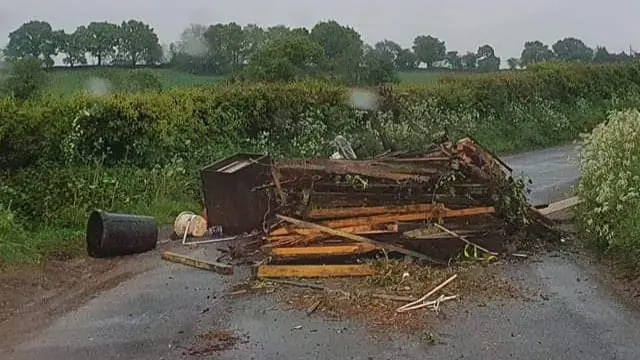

left=1, top=0, right=639, bottom=59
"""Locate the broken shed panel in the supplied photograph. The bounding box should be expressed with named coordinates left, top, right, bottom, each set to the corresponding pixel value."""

left=201, top=153, right=273, bottom=236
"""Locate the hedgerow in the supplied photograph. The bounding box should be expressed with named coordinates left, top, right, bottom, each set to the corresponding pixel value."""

left=3, top=61, right=640, bottom=263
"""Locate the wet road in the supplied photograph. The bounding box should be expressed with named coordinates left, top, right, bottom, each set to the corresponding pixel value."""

left=5, top=144, right=640, bottom=360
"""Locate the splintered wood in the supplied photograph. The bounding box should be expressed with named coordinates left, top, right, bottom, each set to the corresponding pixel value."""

left=254, top=136, right=556, bottom=279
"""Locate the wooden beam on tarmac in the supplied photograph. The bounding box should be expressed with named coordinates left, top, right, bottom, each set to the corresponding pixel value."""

left=257, top=264, right=376, bottom=278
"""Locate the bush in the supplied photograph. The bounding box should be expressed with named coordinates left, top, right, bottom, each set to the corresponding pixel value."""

left=578, top=109, right=640, bottom=271
left=3, top=58, right=48, bottom=101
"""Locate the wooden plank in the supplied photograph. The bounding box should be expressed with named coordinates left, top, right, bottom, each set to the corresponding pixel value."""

left=270, top=224, right=398, bottom=237
left=537, top=196, right=581, bottom=216
left=257, top=264, right=376, bottom=278
left=317, top=207, right=494, bottom=229
left=161, top=251, right=233, bottom=275
left=276, top=214, right=446, bottom=264
left=276, top=160, right=432, bottom=182
left=386, top=157, right=451, bottom=162
left=307, top=203, right=444, bottom=220
left=270, top=244, right=378, bottom=259
left=445, top=207, right=496, bottom=218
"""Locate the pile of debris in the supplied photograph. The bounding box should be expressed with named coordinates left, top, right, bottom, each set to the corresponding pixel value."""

left=249, top=136, right=556, bottom=279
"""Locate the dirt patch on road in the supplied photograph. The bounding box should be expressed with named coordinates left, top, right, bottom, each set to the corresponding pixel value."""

left=260, top=260, right=523, bottom=334
left=0, top=253, right=156, bottom=351
left=178, top=330, right=249, bottom=357
left=0, top=240, right=181, bottom=351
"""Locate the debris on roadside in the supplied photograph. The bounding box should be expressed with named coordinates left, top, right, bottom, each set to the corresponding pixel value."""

left=252, top=136, right=557, bottom=277
left=535, top=195, right=582, bottom=216
left=161, top=251, right=233, bottom=275
left=270, top=260, right=522, bottom=333
left=179, top=330, right=248, bottom=356
left=86, top=210, right=158, bottom=258
left=187, top=136, right=556, bottom=324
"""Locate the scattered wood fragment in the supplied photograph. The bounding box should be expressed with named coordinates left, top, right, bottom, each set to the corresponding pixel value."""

left=264, top=279, right=327, bottom=291
left=402, top=295, right=459, bottom=312
left=537, top=196, right=581, bottom=216
left=263, top=278, right=417, bottom=302
left=257, top=264, right=376, bottom=278
left=161, top=251, right=233, bottom=275
left=396, top=274, right=458, bottom=313
left=276, top=214, right=446, bottom=264
left=306, top=300, right=322, bottom=316
left=432, top=224, right=499, bottom=256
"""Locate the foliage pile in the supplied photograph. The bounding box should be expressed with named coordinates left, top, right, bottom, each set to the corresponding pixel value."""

left=578, top=110, right=640, bottom=272
left=2, top=61, right=640, bottom=264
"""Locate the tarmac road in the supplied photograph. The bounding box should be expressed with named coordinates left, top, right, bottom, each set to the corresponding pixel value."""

left=5, top=144, right=640, bottom=360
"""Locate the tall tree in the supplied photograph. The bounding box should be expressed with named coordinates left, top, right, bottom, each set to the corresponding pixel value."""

left=373, top=40, right=402, bottom=66
left=412, top=35, right=446, bottom=68
left=593, top=46, right=613, bottom=63
left=520, top=41, right=554, bottom=67
left=59, top=26, right=90, bottom=67
left=445, top=51, right=462, bottom=69
left=86, top=21, right=120, bottom=66
left=244, top=34, right=324, bottom=82
left=170, top=24, right=210, bottom=74
left=361, top=45, right=399, bottom=85
left=4, top=21, right=58, bottom=67
left=461, top=52, right=478, bottom=70
left=507, top=57, right=520, bottom=69
left=118, top=20, right=162, bottom=67
left=477, top=56, right=500, bottom=72
left=395, top=49, right=419, bottom=71
left=477, top=44, right=495, bottom=58
left=203, top=22, right=245, bottom=74
left=310, top=20, right=364, bottom=83
left=552, top=37, right=593, bottom=62
left=476, top=44, right=500, bottom=72
left=242, top=24, right=267, bottom=62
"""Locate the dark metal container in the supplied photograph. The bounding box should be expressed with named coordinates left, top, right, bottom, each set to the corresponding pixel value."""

left=86, top=210, right=158, bottom=258
left=201, top=153, right=272, bottom=236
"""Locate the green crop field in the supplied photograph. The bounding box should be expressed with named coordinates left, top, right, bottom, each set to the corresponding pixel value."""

left=397, top=70, right=446, bottom=84
left=45, top=68, right=226, bottom=95
left=37, top=68, right=445, bottom=95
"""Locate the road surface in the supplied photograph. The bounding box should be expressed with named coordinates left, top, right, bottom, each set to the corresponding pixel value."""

left=5, top=144, right=640, bottom=360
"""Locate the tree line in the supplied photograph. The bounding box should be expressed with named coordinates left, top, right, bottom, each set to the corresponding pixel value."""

left=3, top=19, right=640, bottom=85
left=3, top=20, right=162, bottom=67
left=168, top=21, right=640, bottom=83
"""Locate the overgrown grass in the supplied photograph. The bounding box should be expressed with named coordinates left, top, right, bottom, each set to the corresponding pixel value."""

left=0, top=165, right=201, bottom=264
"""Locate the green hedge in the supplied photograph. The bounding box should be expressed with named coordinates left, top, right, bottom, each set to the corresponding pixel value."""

left=3, top=61, right=640, bottom=263
left=3, top=61, right=640, bottom=171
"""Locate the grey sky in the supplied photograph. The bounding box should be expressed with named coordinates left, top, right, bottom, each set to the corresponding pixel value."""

left=1, top=0, right=639, bottom=59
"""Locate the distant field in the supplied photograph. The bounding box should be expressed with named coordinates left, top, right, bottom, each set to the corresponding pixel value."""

left=46, top=68, right=226, bottom=95
left=1, top=67, right=448, bottom=96
left=397, top=71, right=446, bottom=84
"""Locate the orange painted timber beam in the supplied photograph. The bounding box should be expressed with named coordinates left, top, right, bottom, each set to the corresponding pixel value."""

left=257, top=264, right=376, bottom=278
left=307, top=203, right=445, bottom=220
left=270, top=244, right=378, bottom=259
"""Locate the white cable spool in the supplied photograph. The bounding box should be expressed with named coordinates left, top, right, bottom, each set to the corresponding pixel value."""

left=174, top=211, right=208, bottom=238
